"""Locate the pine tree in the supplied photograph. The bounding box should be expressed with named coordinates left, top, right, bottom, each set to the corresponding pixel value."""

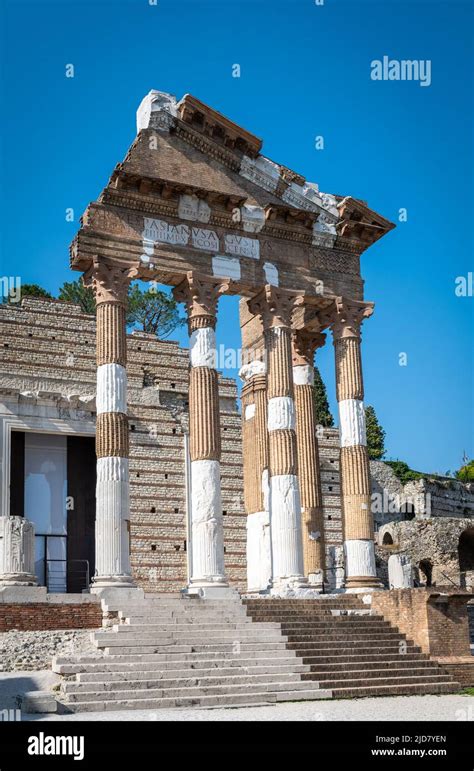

left=365, top=405, right=386, bottom=460
left=313, top=366, right=334, bottom=427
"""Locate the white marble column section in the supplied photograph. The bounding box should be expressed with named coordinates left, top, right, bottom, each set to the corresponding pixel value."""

left=173, top=273, right=231, bottom=593
left=189, top=325, right=226, bottom=584
left=246, top=287, right=307, bottom=592
left=95, top=456, right=132, bottom=578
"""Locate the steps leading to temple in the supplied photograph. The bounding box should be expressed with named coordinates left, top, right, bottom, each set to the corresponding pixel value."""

left=54, top=597, right=333, bottom=712
left=53, top=594, right=460, bottom=712
left=243, top=597, right=460, bottom=699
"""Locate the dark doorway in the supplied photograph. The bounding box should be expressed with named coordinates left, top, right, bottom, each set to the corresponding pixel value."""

left=67, top=436, right=96, bottom=592
left=458, top=527, right=474, bottom=588
left=419, top=558, right=433, bottom=587
left=382, top=532, right=394, bottom=545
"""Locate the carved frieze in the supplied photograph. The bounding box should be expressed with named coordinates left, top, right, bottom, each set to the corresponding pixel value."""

left=224, top=234, right=260, bottom=260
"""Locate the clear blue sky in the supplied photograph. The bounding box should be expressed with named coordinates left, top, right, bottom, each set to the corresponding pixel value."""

left=0, top=0, right=472, bottom=474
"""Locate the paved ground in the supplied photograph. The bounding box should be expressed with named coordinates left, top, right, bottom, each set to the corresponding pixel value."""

left=0, top=672, right=473, bottom=722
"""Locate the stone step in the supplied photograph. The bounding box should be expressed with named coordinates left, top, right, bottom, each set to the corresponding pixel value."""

left=287, top=635, right=404, bottom=648
left=277, top=621, right=391, bottom=632
left=111, top=623, right=283, bottom=634
left=54, top=655, right=303, bottom=675
left=302, top=665, right=446, bottom=683
left=75, top=662, right=312, bottom=683
left=53, top=648, right=298, bottom=672
left=63, top=679, right=325, bottom=704
left=102, top=641, right=290, bottom=655
left=301, top=652, right=427, bottom=666
left=60, top=688, right=333, bottom=713
left=104, top=600, right=244, bottom=612
left=94, top=631, right=287, bottom=647
left=285, top=632, right=404, bottom=644
left=249, top=613, right=382, bottom=623
left=119, top=614, right=253, bottom=624
left=65, top=671, right=306, bottom=694
left=308, top=673, right=454, bottom=689
left=330, top=681, right=459, bottom=699
left=293, top=644, right=421, bottom=657
left=304, top=659, right=439, bottom=674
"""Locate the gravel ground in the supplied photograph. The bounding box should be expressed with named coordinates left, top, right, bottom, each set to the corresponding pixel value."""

left=0, top=630, right=99, bottom=671
left=0, top=671, right=472, bottom=722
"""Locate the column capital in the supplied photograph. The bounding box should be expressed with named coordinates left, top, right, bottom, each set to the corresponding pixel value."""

left=291, top=328, right=326, bottom=367
left=320, top=297, right=374, bottom=341
left=173, top=271, right=229, bottom=332
left=247, top=285, right=300, bottom=329
left=83, top=257, right=139, bottom=306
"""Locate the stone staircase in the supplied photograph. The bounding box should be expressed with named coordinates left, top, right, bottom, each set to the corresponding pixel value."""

left=53, top=594, right=459, bottom=712
left=243, top=596, right=460, bottom=698
left=53, top=595, right=333, bottom=712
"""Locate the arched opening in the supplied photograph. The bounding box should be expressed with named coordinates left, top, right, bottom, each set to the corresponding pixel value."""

left=458, top=527, right=474, bottom=589
left=419, top=559, right=433, bottom=587
left=382, top=532, right=393, bottom=545
left=402, top=502, right=416, bottom=521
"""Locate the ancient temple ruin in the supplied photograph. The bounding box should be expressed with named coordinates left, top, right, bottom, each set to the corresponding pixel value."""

left=1, top=91, right=473, bottom=708
left=68, top=89, right=397, bottom=596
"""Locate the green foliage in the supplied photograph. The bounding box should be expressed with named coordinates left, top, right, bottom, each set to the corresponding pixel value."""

left=57, top=279, right=184, bottom=339
left=127, top=282, right=184, bottom=339
left=58, top=279, right=95, bottom=314
left=312, top=366, right=334, bottom=427
left=365, top=405, right=386, bottom=460
left=384, top=460, right=423, bottom=485
left=456, top=460, right=474, bottom=482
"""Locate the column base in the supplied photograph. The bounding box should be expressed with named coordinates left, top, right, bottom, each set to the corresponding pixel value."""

left=307, top=571, right=324, bottom=592
left=270, top=576, right=323, bottom=598
left=90, top=575, right=137, bottom=591
left=344, top=575, right=384, bottom=591
left=185, top=582, right=240, bottom=600
left=0, top=573, right=38, bottom=587
left=0, top=586, right=47, bottom=603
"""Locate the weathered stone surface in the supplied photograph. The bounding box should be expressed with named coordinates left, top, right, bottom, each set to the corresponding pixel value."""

left=0, top=630, right=99, bottom=671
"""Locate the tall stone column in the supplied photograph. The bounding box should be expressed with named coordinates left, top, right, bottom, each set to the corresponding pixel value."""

left=326, top=297, right=381, bottom=590
left=174, top=272, right=231, bottom=595
left=239, top=360, right=271, bottom=592
left=291, top=327, right=326, bottom=588
left=248, top=286, right=306, bottom=592
left=84, top=257, right=138, bottom=590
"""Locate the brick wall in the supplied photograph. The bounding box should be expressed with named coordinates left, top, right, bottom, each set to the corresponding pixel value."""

left=0, top=603, right=102, bottom=632
left=435, top=658, right=474, bottom=688
left=371, top=588, right=473, bottom=657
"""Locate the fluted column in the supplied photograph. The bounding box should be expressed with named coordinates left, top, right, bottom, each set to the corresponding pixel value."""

left=292, top=327, right=326, bottom=588
left=174, top=272, right=229, bottom=590
left=240, top=360, right=271, bottom=592
left=248, top=286, right=306, bottom=592
left=325, top=297, right=381, bottom=590
left=84, top=257, right=138, bottom=589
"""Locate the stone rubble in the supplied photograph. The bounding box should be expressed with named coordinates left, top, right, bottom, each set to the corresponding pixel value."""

left=0, top=630, right=99, bottom=672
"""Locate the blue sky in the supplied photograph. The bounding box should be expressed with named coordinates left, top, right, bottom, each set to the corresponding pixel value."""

left=0, top=0, right=472, bottom=473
